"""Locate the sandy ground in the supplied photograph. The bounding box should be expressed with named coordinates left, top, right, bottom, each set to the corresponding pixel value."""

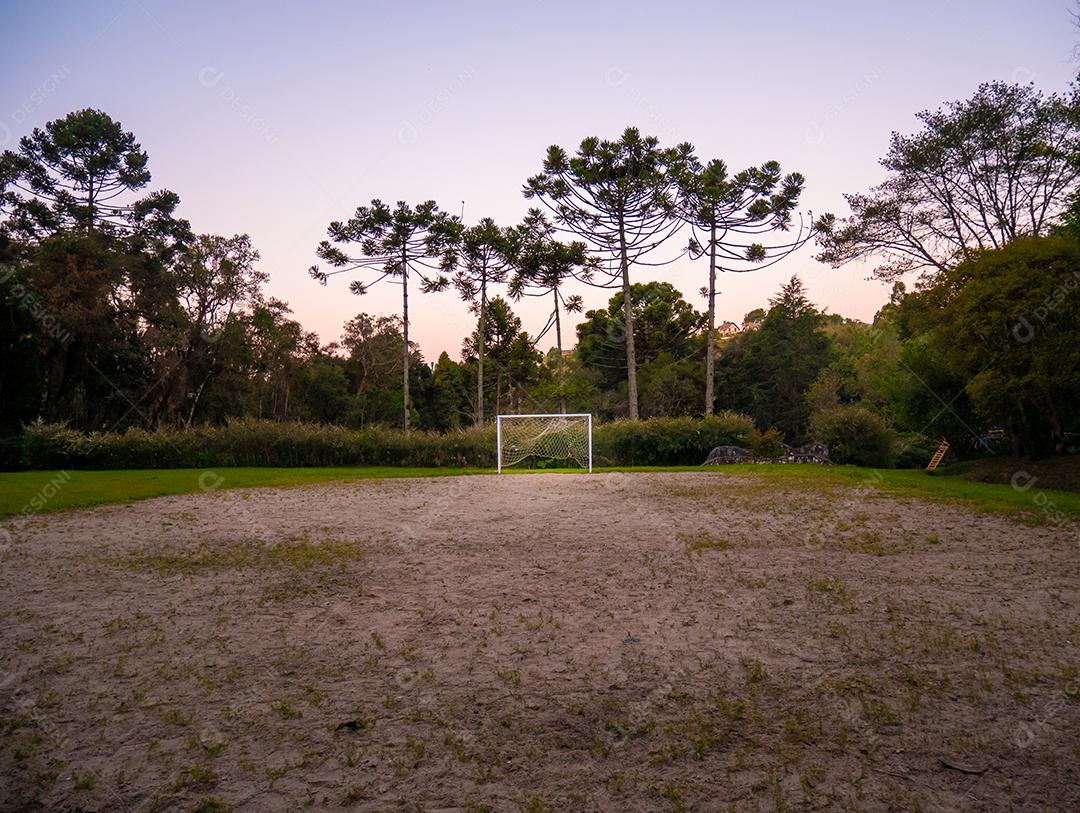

left=0, top=471, right=1078, bottom=812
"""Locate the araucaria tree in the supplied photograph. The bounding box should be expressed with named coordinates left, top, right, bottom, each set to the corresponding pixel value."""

left=1, top=108, right=192, bottom=428
left=311, top=200, right=460, bottom=432
left=505, top=209, right=592, bottom=410
left=0, top=107, right=186, bottom=241
left=676, top=158, right=809, bottom=414
left=525, top=127, right=692, bottom=419
left=816, top=82, right=1080, bottom=279
left=452, top=218, right=511, bottom=426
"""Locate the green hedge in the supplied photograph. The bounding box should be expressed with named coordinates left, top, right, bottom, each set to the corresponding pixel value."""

left=6, top=422, right=494, bottom=470
left=2, top=413, right=772, bottom=470
left=592, top=412, right=763, bottom=466
left=811, top=405, right=896, bottom=468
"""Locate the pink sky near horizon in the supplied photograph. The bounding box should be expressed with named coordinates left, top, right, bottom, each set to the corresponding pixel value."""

left=2, top=0, right=1077, bottom=362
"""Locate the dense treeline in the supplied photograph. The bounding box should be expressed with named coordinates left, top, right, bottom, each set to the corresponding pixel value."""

left=2, top=79, right=1079, bottom=468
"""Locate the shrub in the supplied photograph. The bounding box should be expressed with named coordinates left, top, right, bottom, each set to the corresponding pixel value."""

left=8, top=413, right=770, bottom=471
left=892, top=431, right=942, bottom=469
left=592, top=412, right=758, bottom=466
left=14, top=420, right=497, bottom=470
left=0, top=433, right=29, bottom=469
left=747, top=426, right=786, bottom=458
left=811, top=405, right=895, bottom=468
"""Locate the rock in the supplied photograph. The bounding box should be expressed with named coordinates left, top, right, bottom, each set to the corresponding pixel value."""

left=702, top=443, right=829, bottom=465
left=790, top=443, right=830, bottom=464
left=703, top=445, right=753, bottom=465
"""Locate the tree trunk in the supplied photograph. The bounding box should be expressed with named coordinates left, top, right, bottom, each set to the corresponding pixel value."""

left=618, top=218, right=638, bottom=420
left=86, top=172, right=95, bottom=233
left=554, top=287, right=566, bottom=413
left=186, top=372, right=211, bottom=427
left=1042, top=388, right=1065, bottom=455
left=705, top=223, right=717, bottom=416
left=476, top=273, right=486, bottom=427
left=401, top=248, right=410, bottom=434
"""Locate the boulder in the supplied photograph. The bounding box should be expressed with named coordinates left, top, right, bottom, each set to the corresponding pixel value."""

left=790, top=443, right=830, bottom=464
left=702, top=442, right=830, bottom=465
left=703, top=445, right=753, bottom=465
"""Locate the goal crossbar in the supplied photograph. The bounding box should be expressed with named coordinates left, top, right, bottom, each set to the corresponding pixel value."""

left=496, top=413, right=593, bottom=473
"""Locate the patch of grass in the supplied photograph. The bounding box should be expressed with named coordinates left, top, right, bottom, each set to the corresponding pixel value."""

left=806, top=577, right=854, bottom=604
left=842, top=529, right=889, bottom=555
left=861, top=697, right=899, bottom=728
left=73, top=770, right=97, bottom=790
left=4, top=462, right=1080, bottom=521
left=721, top=463, right=1080, bottom=522
left=266, top=538, right=364, bottom=570
left=0, top=466, right=487, bottom=517
left=517, top=795, right=553, bottom=813
left=172, top=764, right=218, bottom=791
left=190, top=798, right=231, bottom=813
left=781, top=708, right=818, bottom=745
left=158, top=707, right=192, bottom=727
left=743, top=661, right=768, bottom=685
left=678, top=531, right=731, bottom=556
left=496, top=668, right=522, bottom=688
left=662, top=782, right=688, bottom=812
left=113, top=537, right=364, bottom=575
left=270, top=700, right=302, bottom=720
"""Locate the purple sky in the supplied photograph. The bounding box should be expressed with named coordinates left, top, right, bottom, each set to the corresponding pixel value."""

left=2, top=0, right=1076, bottom=361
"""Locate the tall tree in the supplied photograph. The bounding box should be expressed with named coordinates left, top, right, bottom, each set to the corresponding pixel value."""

left=0, top=108, right=187, bottom=242
left=430, top=351, right=469, bottom=431
left=463, top=297, right=541, bottom=415
left=899, top=235, right=1080, bottom=456
left=154, top=233, right=266, bottom=425
left=675, top=158, right=809, bottom=415
left=248, top=298, right=317, bottom=421
left=524, top=127, right=692, bottom=418
left=816, top=82, right=1080, bottom=280
left=717, top=277, right=832, bottom=441
left=311, top=200, right=460, bottom=431
left=0, top=109, right=192, bottom=429
left=505, top=209, right=592, bottom=411
left=576, top=282, right=703, bottom=389
left=0, top=231, right=45, bottom=433
left=452, top=218, right=510, bottom=426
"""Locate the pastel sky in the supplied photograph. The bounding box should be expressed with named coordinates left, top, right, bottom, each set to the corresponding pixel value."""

left=2, top=0, right=1076, bottom=361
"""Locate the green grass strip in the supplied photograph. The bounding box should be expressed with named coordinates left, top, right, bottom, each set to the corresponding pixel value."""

left=1, top=464, right=1077, bottom=523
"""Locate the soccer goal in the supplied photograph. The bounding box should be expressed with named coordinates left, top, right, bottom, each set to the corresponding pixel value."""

left=496, top=413, right=593, bottom=473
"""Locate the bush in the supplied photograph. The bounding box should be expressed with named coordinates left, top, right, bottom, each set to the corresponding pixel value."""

left=0, top=433, right=29, bottom=470
left=892, top=431, right=942, bottom=469
left=8, top=413, right=769, bottom=471
left=811, top=405, right=895, bottom=468
left=592, top=412, right=758, bottom=466
left=14, top=420, right=497, bottom=470
left=748, top=426, right=786, bottom=458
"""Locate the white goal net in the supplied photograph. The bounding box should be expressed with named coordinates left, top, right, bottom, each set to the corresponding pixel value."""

left=496, top=413, right=593, bottom=473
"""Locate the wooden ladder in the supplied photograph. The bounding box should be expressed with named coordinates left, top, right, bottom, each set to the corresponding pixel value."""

left=926, top=438, right=950, bottom=471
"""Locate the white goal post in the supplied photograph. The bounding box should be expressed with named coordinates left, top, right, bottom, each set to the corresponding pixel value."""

left=496, top=413, right=593, bottom=473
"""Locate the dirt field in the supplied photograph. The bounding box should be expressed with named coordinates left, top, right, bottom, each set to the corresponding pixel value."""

left=1, top=472, right=1078, bottom=812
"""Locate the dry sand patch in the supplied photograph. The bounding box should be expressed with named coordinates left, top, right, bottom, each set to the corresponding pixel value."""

left=1, top=472, right=1077, bottom=811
